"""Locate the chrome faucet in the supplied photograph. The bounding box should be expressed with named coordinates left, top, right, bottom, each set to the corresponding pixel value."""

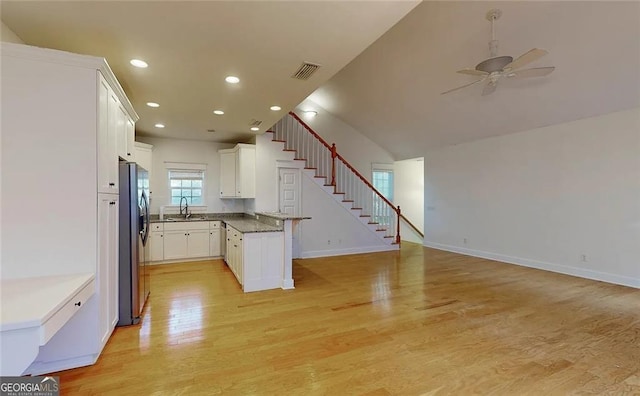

left=179, top=197, right=190, bottom=219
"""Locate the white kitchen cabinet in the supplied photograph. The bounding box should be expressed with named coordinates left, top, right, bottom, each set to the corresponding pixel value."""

left=226, top=226, right=243, bottom=283
left=187, top=229, right=210, bottom=258
left=209, top=221, right=221, bottom=257
left=163, top=222, right=211, bottom=260
left=148, top=223, right=164, bottom=262
left=219, top=144, right=255, bottom=198
left=134, top=142, right=153, bottom=175
left=224, top=225, right=284, bottom=292
left=125, top=118, right=135, bottom=161
left=97, top=74, right=119, bottom=194
left=115, top=102, right=127, bottom=160
left=1, top=42, right=138, bottom=375
left=163, top=230, right=189, bottom=260
left=97, top=195, right=118, bottom=347
left=219, top=149, right=236, bottom=198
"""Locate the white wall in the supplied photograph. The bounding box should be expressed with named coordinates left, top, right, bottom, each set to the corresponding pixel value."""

left=294, top=99, right=395, bottom=180
left=1, top=21, right=24, bottom=44
left=299, top=174, right=394, bottom=258
left=136, top=137, right=245, bottom=214
left=394, top=157, right=424, bottom=244
left=424, top=108, right=640, bottom=288
left=248, top=132, right=299, bottom=214
left=254, top=129, right=393, bottom=257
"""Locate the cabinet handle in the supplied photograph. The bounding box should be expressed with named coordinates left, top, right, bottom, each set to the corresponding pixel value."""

left=75, top=301, right=82, bottom=307
left=109, top=183, right=115, bottom=186
left=127, top=152, right=131, bottom=156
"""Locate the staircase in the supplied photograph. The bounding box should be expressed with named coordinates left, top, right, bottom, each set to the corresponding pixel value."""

left=267, top=112, right=401, bottom=246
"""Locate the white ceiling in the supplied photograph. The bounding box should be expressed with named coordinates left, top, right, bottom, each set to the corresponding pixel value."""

left=3, top=2, right=639, bottom=160
left=1, top=0, right=419, bottom=143
left=310, top=1, right=640, bottom=159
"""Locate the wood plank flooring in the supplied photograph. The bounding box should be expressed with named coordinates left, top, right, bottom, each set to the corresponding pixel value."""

left=54, top=243, right=639, bottom=395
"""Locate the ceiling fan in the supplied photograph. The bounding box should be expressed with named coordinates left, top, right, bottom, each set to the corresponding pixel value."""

left=442, top=9, right=555, bottom=96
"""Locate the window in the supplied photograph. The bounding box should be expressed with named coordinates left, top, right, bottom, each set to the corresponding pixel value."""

left=169, top=169, right=204, bottom=205
left=372, top=168, right=394, bottom=202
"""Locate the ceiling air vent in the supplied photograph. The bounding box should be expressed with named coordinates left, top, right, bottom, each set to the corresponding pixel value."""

left=249, top=119, right=263, bottom=127
left=292, top=62, right=321, bottom=80
left=207, top=129, right=216, bottom=133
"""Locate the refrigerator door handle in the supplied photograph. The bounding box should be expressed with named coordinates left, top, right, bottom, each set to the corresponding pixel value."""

left=140, top=190, right=150, bottom=246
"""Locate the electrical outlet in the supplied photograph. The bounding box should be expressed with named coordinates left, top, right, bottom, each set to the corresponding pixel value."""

left=580, top=254, right=588, bottom=262
left=463, top=238, right=468, bottom=245
left=276, top=220, right=280, bottom=226
left=328, top=240, right=331, bottom=245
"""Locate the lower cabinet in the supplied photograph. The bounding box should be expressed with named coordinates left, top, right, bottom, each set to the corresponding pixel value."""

left=151, top=220, right=222, bottom=262
left=225, top=225, right=284, bottom=292
left=97, top=194, right=118, bottom=348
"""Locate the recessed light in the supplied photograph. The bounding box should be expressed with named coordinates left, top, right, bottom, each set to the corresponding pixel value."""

left=250, top=127, right=260, bottom=131
left=270, top=105, right=282, bottom=111
left=146, top=102, right=159, bottom=108
left=225, top=76, right=240, bottom=84
left=213, top=110, right=224, bottom=115
left=154, top=123, right=165, bottom=128
left=130, top=59, right=148, bottom=68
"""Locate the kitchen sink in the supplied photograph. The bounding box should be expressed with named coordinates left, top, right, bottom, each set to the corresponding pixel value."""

left=163, top=216, right=207, bottom=222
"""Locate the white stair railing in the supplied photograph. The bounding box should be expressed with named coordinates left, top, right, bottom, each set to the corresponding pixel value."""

left=271, top=113, right=400, bottom=243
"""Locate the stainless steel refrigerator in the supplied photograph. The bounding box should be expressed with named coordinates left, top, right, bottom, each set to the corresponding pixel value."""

left=118, top=162, right=150, bottom=326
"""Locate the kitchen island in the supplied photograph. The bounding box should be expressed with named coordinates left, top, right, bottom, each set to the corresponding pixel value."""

left=149, top=213, right=309, bottom=292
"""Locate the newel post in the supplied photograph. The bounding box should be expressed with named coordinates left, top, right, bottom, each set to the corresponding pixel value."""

left=396, top=205, right=401, bottom=244
left=330, top=143, right=337, bottom=187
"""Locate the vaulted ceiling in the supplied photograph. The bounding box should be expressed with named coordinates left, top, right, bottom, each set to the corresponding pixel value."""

left=3, top=1, right=639, bottom=160
left=309, top=1, right=640, bottom=159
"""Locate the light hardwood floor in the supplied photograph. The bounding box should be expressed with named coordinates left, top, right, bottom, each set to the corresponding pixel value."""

left=54, top=243, right=639, bottom=395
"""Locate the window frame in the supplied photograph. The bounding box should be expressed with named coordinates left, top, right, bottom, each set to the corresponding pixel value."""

left=164, top=162, right=207, bottom=207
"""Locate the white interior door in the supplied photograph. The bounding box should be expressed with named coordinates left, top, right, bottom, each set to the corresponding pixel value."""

left=279, top=168, right=300, bottom=215
left=278, top=168, right=302, bottom=258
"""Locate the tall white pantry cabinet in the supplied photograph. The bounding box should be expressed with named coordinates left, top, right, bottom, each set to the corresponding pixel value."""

left=0, top=43, right=138, bottom=374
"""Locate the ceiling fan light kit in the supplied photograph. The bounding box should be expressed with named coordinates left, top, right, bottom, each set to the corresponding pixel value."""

left=442, top=8, right=555, bottom=96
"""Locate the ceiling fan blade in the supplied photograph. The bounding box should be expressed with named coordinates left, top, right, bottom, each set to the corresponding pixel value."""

left=457, top=68, right=489, bottom=77
left=507, top=66, right=555, bottom=78
left=481, top=81, right=498, bottom=96
left=503, top=48, right=548, bottom=71
left=441, top=77, right=487, bottom=95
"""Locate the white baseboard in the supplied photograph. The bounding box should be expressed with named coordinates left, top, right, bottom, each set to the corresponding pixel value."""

left=148, top=256, right=223, bottom=266
left=26, top=354, right=97, bottom=376
left=301, top=244, right=397, bottom=259
left=424, top=241, right=640, bottom=289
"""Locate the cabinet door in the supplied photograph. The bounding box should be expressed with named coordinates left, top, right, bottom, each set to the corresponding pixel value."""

left=98, top=195, right=118, bottom=346
left=115, top=103, right=128, bottom=160
left=125, top=118, right=135, bottom=162
left=106, top=91, right=120, bottom=192
left=187, top=229, right=210, bottom=258
left=163, top=230, right=188, bottom=260
left=219, top=150, right=236, bottom=197
left=149, top=231, right=164, bottom=262
left=236, top=146, right=256, bottom=198
left=98, top=74, right=118, bottom=193
left=209, top=229, right=221, bottom=257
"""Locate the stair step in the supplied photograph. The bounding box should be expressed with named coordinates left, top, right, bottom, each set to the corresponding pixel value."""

left=342, top=200, right=354, bottom=203
left=384, top=235, right=394, bottom=238
left=315, top=175, right=327, bottom=179
left=367, top=221, right=379, bottom=225
left=376, top=228, right=387, bottom=232
left=305, top=167, right=317, bottom=170
left=283, top=149, right=296, bottom=152
left=294, top=158, right=307, bottom=161
left=351, top=207, right=363, bottom=210
left=272, top=139, right=286, bottom=143
left=265, top=130, right=274, bottom=133
left=334, top=192, right=345, bottom=195
left=359, top=215, right=371, bottom=218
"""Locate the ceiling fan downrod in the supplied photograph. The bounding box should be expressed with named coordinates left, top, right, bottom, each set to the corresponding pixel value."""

left=486, top=8, right=502, bottom=58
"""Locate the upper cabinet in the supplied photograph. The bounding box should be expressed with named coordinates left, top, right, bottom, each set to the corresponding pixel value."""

left=219, top=144, right=255, bottom=198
